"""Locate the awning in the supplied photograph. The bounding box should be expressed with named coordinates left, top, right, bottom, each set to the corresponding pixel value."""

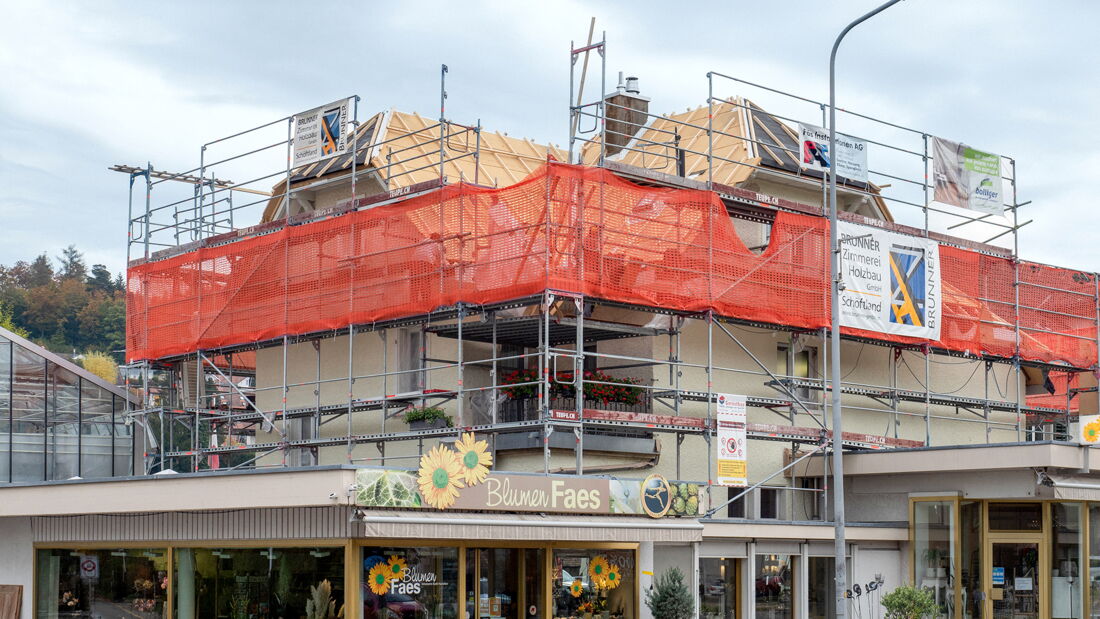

left=354, top=510, right=703, bottom=543
left=1040, top=473, right=1100, bottom=500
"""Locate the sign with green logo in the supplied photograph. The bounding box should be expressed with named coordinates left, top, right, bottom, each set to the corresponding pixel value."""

left=932, top=137, right=1004, bottom=215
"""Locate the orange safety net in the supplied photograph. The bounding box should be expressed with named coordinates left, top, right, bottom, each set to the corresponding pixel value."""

left=127, top=163, right=1099, bottom=369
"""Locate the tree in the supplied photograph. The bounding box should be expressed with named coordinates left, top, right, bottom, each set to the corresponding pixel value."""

left=57, top=245, right=87, bottom=281
left=81, top=351, right=119, bottom=383
left=27, top=254, right=54, bottom=287
left=87, top=264, right=116, bottom=294
left=0, top=302, right=28, bottom=337
left=645, top=567, right=693, bottom=619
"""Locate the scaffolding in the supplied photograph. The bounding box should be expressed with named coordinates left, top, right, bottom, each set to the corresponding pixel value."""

left=117, top=54, right=1099, bottom=521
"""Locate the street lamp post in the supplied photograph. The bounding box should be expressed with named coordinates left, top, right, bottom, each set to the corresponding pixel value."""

left=828, top=1, right=904, bottom=616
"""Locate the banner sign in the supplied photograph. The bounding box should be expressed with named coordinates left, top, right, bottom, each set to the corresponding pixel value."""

left=839, top=221, right=941, bottom=340
left=355, top=468, right=704, bottom=518
left=931, top=136, right=1004, bottom=215
left=292, top=99, right=349, bottom=167
left=716, top=393, right=748, bottom=487
left=798, top=123, right=868, bottom=183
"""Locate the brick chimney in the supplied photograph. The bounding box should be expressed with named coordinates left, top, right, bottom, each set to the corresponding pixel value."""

left=603, top=72, right=650, bottom=158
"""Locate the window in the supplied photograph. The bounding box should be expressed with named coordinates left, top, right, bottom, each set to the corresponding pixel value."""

left=726, top=487, right=746, bottom=519
left=552, top=548, right=635, bottom=619
left=363, top=545, right=458, bottom=619
left=988, top=502, right=1042, bottom=531
left=755, top=554, right=793, bottom=619
left=799, top=478, right=823, bottom=521
left=912, top=500, right=955, bottom=618
left=776, top=342, right=818, bottom=404
left=759, top=487, right=781, bottom=520
left=174, top=547, right=345, bottom=618
left=37, top=548, right=168, bottom=616
left=700, top=558, right=739, bottom=619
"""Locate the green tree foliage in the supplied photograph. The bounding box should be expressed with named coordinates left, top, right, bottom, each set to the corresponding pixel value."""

left=0, top=247, right=125, bottom=361
left=644, top=567, right=694, bottom=619
left=881, top=585, right=938, bottom=619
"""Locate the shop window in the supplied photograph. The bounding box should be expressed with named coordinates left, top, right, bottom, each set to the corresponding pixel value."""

left=699, top=558, right=738, bottom=619
left=36, top=548, right=168, bottom=617
left=173, top=546, right=344, bottom=618
left=988, top=502, right=1042, bottom=531
left=362, top=545, right=459, bottom=619
left=1051, top=503, right=1083, bottom=619
left=754, top=554, right=793, bottom=619
left=807, top=557, right=851, bottom=619
left=1088, top=505, right=1100, bottom=618
left=552, top=548, right=635, bottom=619
left=912, top=500, right=954, bottom=618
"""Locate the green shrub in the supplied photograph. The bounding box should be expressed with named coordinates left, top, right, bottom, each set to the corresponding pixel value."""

left=881, top=585, right=937, bottom=619
left=402, top=406, right=453, bottom=427
left=645, top=567, right=693, bottom=619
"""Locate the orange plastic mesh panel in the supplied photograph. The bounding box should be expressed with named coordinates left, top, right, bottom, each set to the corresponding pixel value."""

left=1026, top=371, right=1078, bottom=413
left=126, top=163, right=1100, bottom=369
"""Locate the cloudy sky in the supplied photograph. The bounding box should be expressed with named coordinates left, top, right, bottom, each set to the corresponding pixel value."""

left=1, top=1, right=1097, bottom=276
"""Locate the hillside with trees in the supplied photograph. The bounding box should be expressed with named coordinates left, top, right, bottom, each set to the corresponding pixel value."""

left=0, top=245, right=125, bottom=363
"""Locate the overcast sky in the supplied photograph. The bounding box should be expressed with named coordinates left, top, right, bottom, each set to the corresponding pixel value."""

left=1, top=1, right=1097, bottom=276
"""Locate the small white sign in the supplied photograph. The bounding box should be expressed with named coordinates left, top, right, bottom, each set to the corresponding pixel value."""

left=716, top=393, right=748, bottom=487
left=798, top=123, right=868, bottom=183
left=292, top=99, right=349, bottom=167
left=1014, top=576, right=1032, bottom=591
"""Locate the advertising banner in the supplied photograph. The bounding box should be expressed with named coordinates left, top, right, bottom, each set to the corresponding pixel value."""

left=932, top=136, right=1004, bottom=215
left=839, top=221, right=941, bottom=340
left=716, top=393, right=748, bottom=487
left=292, top=99, right=349, bottom=167
left=1078, top=414, right=1100, bottom=444
left=798, top=123, right=868, bottom=183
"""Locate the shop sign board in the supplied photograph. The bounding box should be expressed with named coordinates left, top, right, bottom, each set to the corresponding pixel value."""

left=715, top=393, right=748, bottom=487
left=355, top=468, right=703, bottom=519
left=797, top=123, right=868, bottom=183
left=838, top=221, right=941, bottom=340
left=931, top=136, right=1004, bottom=216
left=292, top=99, right=349, bottom=167
left=1078, top=414, right=1100, bottom=444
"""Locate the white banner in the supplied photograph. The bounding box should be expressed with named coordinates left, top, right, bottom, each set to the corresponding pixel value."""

left=716, top=393, right=747, bottom=487
left=292, top=99, right=349, bottom=167
left=839, top=221, right=941, bottom=340
left=931, top=136, right=1004, bottom=215
left=798, top=123, right=868, bottom=183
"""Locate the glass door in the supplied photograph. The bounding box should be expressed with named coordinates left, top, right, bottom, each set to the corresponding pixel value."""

left=987, top=540, right=1041, bottom=619
left=465, top=548, right=544, bottom=619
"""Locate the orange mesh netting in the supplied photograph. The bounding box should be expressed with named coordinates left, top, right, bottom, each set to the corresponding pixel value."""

left=127, top=163, right=1098, bottom=369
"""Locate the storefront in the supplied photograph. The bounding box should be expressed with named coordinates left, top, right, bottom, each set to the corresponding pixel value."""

left=910, top=497, right=1095, bottom=619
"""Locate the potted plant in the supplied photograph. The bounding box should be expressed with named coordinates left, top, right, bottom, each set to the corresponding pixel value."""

left=880, top=585, right=936, bottom=619
left=403, top=406, right=453, bottom=431
left=922, top=548, right=944, bottom=578
left=644, top=567, right=693, bottom=619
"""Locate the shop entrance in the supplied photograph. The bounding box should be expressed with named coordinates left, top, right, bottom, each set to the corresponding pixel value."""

left=465, top=548, right=545, bottom=619
left=985, top=537, right=1042, bottom=619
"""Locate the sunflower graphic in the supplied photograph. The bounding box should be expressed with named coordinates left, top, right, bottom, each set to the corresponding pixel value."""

left=1084, top=420, right=1100, bottom=443
left=387, top=555, right=408, bottom=582
left=588, top=555, right=610, bottom=588
left=367, top=562, right=392, bottom=596
left=570, top=580, right=584, bottom=598
left=603, top=565, right=622, bottom=590
left=417, top=444, right=466, bottom=509
left=454, top=432, right=493, bottom=485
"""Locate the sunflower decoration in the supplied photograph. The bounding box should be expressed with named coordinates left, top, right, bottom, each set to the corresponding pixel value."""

left=417, top=444, right=466, bottom=509
left=603, top=564, right=623, bottom=590
left=570, top=580, right=584, bottom=598
left=367, top=562, right=392, bottom=596
left=386, top=555, right=408, bottom=582
left=454, top=432, right=493, bottom=486
left=588, top=555, right=610, bottom=589
left=1084, top=419, right=1100, bottom=443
